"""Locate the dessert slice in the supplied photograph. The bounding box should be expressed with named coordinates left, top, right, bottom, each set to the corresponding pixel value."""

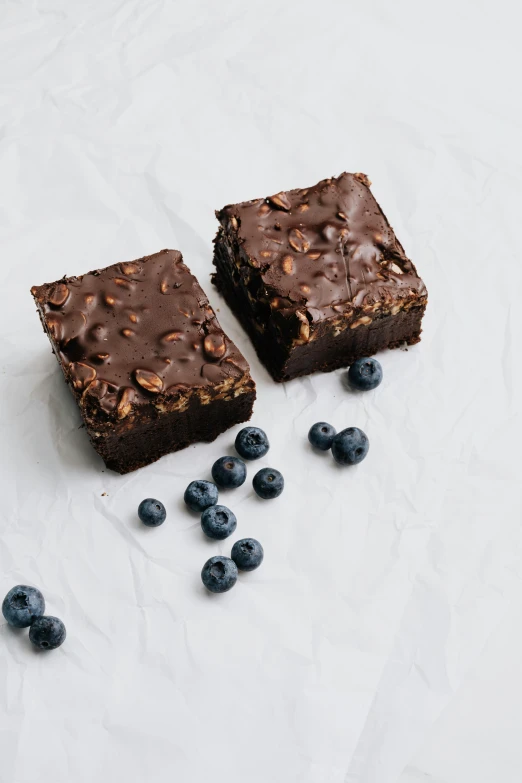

left=31, top=249, right=256, bottom=473
left=213, top=173, right=427, bottom=382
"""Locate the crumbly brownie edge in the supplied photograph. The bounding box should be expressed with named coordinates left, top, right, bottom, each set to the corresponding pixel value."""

left=212, top=236, right=290, bottom=377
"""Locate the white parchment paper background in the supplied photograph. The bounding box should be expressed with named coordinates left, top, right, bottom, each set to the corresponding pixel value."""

left=1, top=1, right=521, bottom=781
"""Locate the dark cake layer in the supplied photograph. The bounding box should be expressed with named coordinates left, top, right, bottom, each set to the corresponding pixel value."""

left=31, top=249, right=256, bottom=473
left=212, top=173, right=427, bottom=382
left=94, top=388, right=256, bottom=474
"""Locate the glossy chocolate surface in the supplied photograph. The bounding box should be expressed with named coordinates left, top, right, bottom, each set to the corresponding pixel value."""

left=31, top=250, right=250, bottom=415
left=217, top=173, right=426, bottom=323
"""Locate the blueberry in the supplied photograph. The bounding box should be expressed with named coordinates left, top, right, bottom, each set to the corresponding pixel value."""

left=235, top=427, right=270, bottom=460
left=308, top=422, right=336, bottom=451
left=348, top=357, right=383, bottom=391
left=184, top=480, right=218, bottom=512
left=138, top=498, right=166, bottom=527
left=231, top=538, right=264, bottom=571
left=201, top=556, right=238, bottom=593
left=253, top=467, right=284, bottom=499
left=331, top=427, right=369, bottom=465
left=211, top=456, right=247, bottom=488
left=201, top=505, right=237, bottom=540
left=2, top=585, right=45, bottom=628
left=29, top=615, right=66, bottom=650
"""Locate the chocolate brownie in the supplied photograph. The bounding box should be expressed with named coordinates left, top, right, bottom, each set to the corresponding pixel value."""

left=212, top=173, right=428, bottom=382
left=31, top=250, right=256, bottom=474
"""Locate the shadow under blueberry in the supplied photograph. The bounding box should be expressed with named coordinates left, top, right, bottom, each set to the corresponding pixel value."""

left=28, top=639, right=61, bottom=655
left=0, top=623, right=27, bottom=638
left=199, top=528, right=225, bottom=546
left=173, top=495, right=203, bottom=532
left=307, top=440, right=333, bottom=458
left=340, top=371, right=366, bottom=395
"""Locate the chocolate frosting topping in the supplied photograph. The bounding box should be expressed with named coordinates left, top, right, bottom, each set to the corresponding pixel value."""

left=31, top=250, right=249, bottom=416
left=218, top=173, right=426, bottom=323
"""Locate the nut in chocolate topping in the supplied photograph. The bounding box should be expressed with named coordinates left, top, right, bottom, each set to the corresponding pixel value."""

left=117, top=387, right=134, bottom=419
left=288, top=228, right=310, bottom=254
left=203, top=333, right=226, bottom=361
left=267, top=192, right=292, bottom=211
left=135, top=369, right=164, bottom=394
left=281, top=255, right=294, bottom=275
left=113, top=277, right=133, bottom=289
left=87, top=379, right=109, bottom=399
left=70, top=362, right=97, bottom=391
left=161, top=331, right=183, bottom=343
left=296, top=311, right=310, bottom=342
left=48, top=283, right=70, bottom=307
left=120, top=262, right=140, bottom=276
left=354, top=172, right=372, bottom=187
left=270, top=297, right=291, bottom=310
left=46, top=314, right=63, bottom=342
left=350, top=316, right=372, bottom=329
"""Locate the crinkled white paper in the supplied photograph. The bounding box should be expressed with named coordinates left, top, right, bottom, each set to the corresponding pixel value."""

left=1, top=2, right=520, bottom=782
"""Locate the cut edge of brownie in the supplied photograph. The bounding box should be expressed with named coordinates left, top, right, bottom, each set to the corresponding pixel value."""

left=213, top=236, right=425, bottom=381
left=91, top=388, right=256, bottom=474
left=31, top=249, right=256, bottom=473
left=212, top=173, right=427, bottom=382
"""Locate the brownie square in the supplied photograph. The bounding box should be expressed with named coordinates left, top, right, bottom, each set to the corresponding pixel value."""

left=31, top=250, right=256, bottom=474
left=212, top=172, right=428, bottom=382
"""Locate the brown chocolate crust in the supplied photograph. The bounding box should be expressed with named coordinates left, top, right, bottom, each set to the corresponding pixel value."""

left=212, top=173, right=427, bottom=381
left=31, top=249, right=255, bottom=472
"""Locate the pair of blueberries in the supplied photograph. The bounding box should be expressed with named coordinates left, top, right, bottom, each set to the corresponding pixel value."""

left=228, top=426, right=284, bottom=500
left=229, top=426, right=284, bottom=500
left=2, top=586, right=66, bottom=650
left=307, top=358, right=382, bottom=464
left=138, top=491, right=236, bottom=537
left=201, top=539, right=264, bottom=594
left=309, top=423, right=369, bottom=465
